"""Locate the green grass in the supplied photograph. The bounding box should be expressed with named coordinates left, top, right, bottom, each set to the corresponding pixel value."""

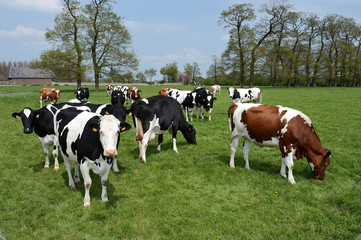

left=0, top=85, right=360, bottom=239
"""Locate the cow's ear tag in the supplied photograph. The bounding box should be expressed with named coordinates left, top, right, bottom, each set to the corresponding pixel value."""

left=36, top=114, right=40, bottom=118
left=105, top=111, right=109, bottom=114
left=16, top=115, right=20, bottom=119
left=128, top=112, right=132, bottom=116
left=92, top=127, right=98, bottom=132
left=121, top=126, right=127, bottom=131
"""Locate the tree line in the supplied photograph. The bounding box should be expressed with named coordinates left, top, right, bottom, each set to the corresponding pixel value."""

left=209, top=0, right=361, bottom=87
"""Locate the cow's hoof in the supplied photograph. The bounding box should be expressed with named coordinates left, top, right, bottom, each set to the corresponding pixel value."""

left=83, top=202, right=90, bottom=207
left=70, top=185, right=76, bottom=191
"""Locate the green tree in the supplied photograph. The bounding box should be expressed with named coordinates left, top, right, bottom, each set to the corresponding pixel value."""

left=184, top=62, right=201, bottom=85
left=84, top=0, right=138, bottom=91
left=160, top=62, right=178, bottom=82
left=144, top=68, right=157, bottom=82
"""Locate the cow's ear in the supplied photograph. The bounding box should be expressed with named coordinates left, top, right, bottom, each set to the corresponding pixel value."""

left=89, top=121, right=100, bottom=133
left=12, top=112, right=21, bottom=119
left=74, top=91, right=77, bottom=94
left=120, top=122, right=131, bottom=132
left=213, top=98, right=217, bottom=101
left=323, top=150, right=331, bottom=160
left=139, top=90, right=142, bottom=92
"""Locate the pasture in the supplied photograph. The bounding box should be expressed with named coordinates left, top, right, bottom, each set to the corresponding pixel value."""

left=0, top=85, right=360, bottom=239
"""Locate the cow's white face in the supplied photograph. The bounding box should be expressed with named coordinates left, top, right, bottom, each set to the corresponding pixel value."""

left=98, top=115, right=120, bottom=157
left=228, top=87, right=235, bottom=98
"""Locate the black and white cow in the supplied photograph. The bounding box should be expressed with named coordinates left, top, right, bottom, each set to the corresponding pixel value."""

left=113, top=86, right=129, bottom=105
left=12, top=101, right=129, bottom=172
left=130, top=95, right=197, bottom=163
left=111, top=90, right=126, bottom=106
left=167, top=89, right=195, bottom=122
left=227, top=87, right=262, bottom=103
left=74, top=87, right=89, bottom=101
left=54, top=108, right=130, bottom=206
left=192, top=87, right=217, bottom=121
left=232, top=89, right=241, bottom=103
left=12, top=105, right=61, bottom=170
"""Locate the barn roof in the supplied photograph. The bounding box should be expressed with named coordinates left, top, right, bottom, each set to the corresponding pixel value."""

left=8, top=67, right=54, bottom=79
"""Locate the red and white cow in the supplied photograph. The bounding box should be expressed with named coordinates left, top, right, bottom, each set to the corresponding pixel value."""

left=228, top=103, right=331, bottom=184
left=210, top=85, right=221, bottom=97
left=40, top=88, right=62, bottom=108
left=106, top=84, right=113, bottom=96
left=128, top=86, right=141, bottom=104
left=158, top=88, right=174, bottom=96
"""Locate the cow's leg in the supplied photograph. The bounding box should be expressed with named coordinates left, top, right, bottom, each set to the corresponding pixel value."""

left=201, top=107, right=204, bottom=119
left=185, top=108, right=189, bottom=122
left=230, top=136, right=240, bottom=168
left=80, top=163, right=92, bottom=207
left=157, top=134, right=163, bottom=151
left=42, top=145, right=50, bottom=169
left=242, top=139, right=252, bottom=170
left=63, top=157, right=76, bottom=190
left=282, top=151, right=296, bottom=184
left=171, top=126, right=179, bottom=153
left=40, top=96, right=42, bottom=108
left=74, top=162, right=80, bottom=183
left=189, top=107, right=193, bottom=121
left=139, top=131, right=151, bottom=163
left=196, top=106, right=199, bottom=119
left=112, top=156, right=119, bottom=173
left=208, top=108, right=212, bottom=121
left=53, top=140, right=59, bottom=171
left=280, top=158, right=287, bottom=179
left=100, top=165, right=111, bottom=202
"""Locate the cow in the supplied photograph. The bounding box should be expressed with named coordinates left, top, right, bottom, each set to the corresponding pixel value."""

left=12, top=105, right=61, bottom=170
left=192, top=87, right=217, bottom=121
left=228, top=103, right=331, bottom=184
left=210, top=85, right=221, bottom=97
left=74, top=87, right=89, bottom=101
left=54, top=109, right=131, bottom=207
left=158, top=88, right=174, bottom=96
left=232, top=89, right=241, bottom=103
left=113, top=86, right=129, bottom=105
left=227, top=87, right=262, bottom=103
left=106, top=84, right=113, bottom=96
left=129, top=95, right=197, bottom=163
left=12, top=101, right=130, bottom=173
left=40, top=88, right=62, bottom=108
left=111, top=90, right=126, bottom=106
left=168, top=89, right=195, bottom=122
left=128, top=86, right=142, bottom=104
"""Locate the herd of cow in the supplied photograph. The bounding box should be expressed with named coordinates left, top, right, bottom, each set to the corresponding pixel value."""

left=11, top=85, right=331, bottom=206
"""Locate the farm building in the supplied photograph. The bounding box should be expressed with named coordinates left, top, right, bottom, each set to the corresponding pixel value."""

left=8, top=67, right=54, bottom=86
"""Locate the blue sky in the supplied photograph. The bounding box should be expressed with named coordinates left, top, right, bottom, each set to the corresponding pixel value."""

left=1, top=0, right=361, bottom=80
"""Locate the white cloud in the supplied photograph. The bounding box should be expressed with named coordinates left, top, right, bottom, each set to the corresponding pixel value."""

left=0, top=0, right=62, bottom=12
left=124, top=20, right=186, bottom=36
left=0, top=25, right=44, bottom=38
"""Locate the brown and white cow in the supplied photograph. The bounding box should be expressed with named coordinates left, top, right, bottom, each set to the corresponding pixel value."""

left=128, top=86, right=141, bottom=104
left=106, top=84, right=113, bottom=96
left=210, top=85, right=221, bottom=97
left=40, top=88, right=62, bottom=108
left=228, top=103, right=331, bottom=184
left=158, top=88, right=174, bottom=96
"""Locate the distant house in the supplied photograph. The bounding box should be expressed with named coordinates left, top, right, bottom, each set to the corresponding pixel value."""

left=8, top=67, right=54, bottom=86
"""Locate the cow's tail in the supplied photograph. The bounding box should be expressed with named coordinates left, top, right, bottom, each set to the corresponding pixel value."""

left=228, top=104, right=238, bottom=132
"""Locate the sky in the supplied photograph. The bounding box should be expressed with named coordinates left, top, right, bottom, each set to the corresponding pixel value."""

left=1, top=0, right=361, bottom=81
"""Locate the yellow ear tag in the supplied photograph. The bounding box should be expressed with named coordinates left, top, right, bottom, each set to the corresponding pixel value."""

left=36, top=114, right=40, bottom=118
left=121, top=126, right=127, bottom=131
left=128, top=112, right=132, bottom=116
left=92, top=127, right=98, bottom=132
left=16, top=115, right=20, bottom=119
left=105, top=111, right=109, bottom=114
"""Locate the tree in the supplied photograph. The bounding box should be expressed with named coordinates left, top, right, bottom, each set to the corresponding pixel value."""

left=184, top=62, right=201, bottom=85
left=46, top=0, right=85, bottom=88
left=160, top=62, right=178, bottom=82
left=84, top=0, right=138, bottom=91
left=218, top=3, right=256, bottom=87
left=206, top=55, right=224, bottom=84
left=144, top=68, right=157, bottom=82
left=136, top=71, right=146, bottom=83
left=177, top=72, right=189, bottom=85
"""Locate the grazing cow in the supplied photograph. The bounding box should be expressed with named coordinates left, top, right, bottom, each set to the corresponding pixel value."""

left=40, top=88, right=62, bottom=108
left=227, top=87, right=262, bottom=103
left=128, top=86, right=142, bottom=104
left=74, top=87, right=89, bottom=101
left=54, top=109, right=131, bottom=206
left=130, top=95, right=196, bottom=163
left=113, top=86, right=129, bottom=105
left=106, top=84, right=113, bottom=96
left=210, top=85, right=221, bottom=96
left=168, top=89, right=195, bottom=121
left=228, top=103, right=331, bottom=184
left=192, top=87, right=217, bottom=121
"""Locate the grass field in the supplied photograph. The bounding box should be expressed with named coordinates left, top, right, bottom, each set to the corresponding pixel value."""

left=0, top=85, right=360, bottom=239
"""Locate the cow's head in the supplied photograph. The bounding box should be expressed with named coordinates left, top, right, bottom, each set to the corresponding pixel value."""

left=131, top=87, right=141, bottom=100
left=111, top=90, right=126, bottom=105
left=308, top=149, right=331, bottom=180
left=227, top=87, right=235, bottom=98
left=52, top=89, right=62, bottom=98
left=182, top=124, right=197, bottom=145
left=90, top=115, right=130, bottom=157
left=12, top=108, right=39, bottom=134
left=74, top=87, right=89, bottom=101
left=183, top=93, right=194, bottom=108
